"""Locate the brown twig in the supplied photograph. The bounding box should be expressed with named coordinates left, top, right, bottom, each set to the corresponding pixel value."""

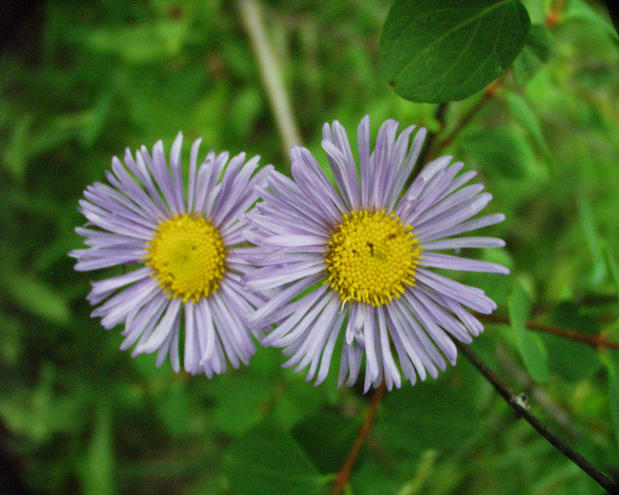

left=477, top=313, right=619, bottom=350
left=330, top=381, right=386, bottom=495
left=457, top=342, right=618, bottom=493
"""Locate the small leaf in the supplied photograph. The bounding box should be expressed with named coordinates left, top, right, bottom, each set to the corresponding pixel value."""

left=579, top=197, right=607, bottom=287
left=506, top=92, right=554, bottom=171
left=4, top=114, right=34, bottom=182
left=509, top=280, right=550, bottom=382
left=3, top=272, right=71, bottom=325
left=80, top=401, right=116, bottom=495
left=542, top=334, right=600, bottom=382
left=224, top=424, right=326, bottom=495
left=602, top=352, right=619, bottom=446
left=380, top=0, right=530, bottom=102
left=602, top=242, right=619, bottom=299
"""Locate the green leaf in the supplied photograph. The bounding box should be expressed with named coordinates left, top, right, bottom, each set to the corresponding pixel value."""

left=512, top=24, right=553, bottom=85
left=564, top=0, right=619, bottom=47
left=603, top=353, right=619, bottom=446
left=2, top=272, right=71, bottom=325
left=542, top=334, right=600, bottom=382
left=3, top=114, right=33, bottom=182
left=579, top=197, right=607, bottom=288
left=509, top=280, right=550, bottom=382
left=376, top=380, right=478, bottom=455
left=459, top=127, right=532, bottom=177
left=83, top=22, right=190, bottom=63
left=602, top=242, right=619, bottom=299
left=224, top=424, right=326, bottom=495
left=380, top=0, right=530, bottom=102
left=80, top=400, right=116, bottom=495
left=204, top=373, right=273, bottom=436
left=293, top=412, right=362, bottom=474
left=544, top=302, right=602, bottom=382
left=506, top=91, right=554, bottom=171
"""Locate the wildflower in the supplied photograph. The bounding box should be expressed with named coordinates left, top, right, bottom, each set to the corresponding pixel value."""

left=70, top=133, right=272, bottom=376
left=244, top=116, right=508, bottom=391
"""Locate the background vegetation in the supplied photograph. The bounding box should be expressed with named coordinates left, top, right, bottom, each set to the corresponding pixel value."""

left=1, top=0, right=618, bottom=494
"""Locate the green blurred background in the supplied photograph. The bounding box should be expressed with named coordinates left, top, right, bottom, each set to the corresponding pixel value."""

left=1, top=1, right=618, bottom=494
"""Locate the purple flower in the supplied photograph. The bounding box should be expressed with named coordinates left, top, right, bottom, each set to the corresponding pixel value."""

left=244, top=116, right=509, bottom=391
left=70, top=132, right=272, bottom=377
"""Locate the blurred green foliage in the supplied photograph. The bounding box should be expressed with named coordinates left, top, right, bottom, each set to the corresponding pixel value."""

left=1, top=0, right=618, bottom=494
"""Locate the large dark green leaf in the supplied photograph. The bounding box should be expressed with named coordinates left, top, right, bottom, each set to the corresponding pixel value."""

left=381, top=0, right=530, bottom=102
left=224, top=424, right=326, bottom=495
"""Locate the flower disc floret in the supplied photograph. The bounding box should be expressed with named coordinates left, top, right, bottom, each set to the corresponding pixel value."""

left=145, top=214, right=225, bottom=302
left=326, top=209, right=421, bottom=306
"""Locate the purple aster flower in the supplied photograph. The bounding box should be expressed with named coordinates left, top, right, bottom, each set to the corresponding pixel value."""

left=244, top=116, right=509, bottom=392
left=70, top=132, right=273, bottom=377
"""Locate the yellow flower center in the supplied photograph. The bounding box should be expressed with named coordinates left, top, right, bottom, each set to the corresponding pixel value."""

left=145, top=214, right=226, bottom=302
left=325, top=209, right=422, bottom=306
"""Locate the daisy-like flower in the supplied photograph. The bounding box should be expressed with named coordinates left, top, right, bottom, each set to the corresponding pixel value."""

left=70, top=133, right=272, bottom=377
left=244, top=116, right=509, bottom=391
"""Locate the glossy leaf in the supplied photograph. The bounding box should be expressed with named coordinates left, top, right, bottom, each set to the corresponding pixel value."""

left=381, top=0, right=530, bottom=102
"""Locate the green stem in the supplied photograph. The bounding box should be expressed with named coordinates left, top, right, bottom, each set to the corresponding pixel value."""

left=239, top=0, right=302, bottom=156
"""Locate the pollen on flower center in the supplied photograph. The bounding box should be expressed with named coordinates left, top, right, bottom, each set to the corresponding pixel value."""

left=325, top=209, right=422, bottom=307
left=145, top=214, right=226, bottom=302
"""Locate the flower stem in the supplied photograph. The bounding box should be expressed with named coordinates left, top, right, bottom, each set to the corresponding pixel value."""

left=330, top=381, right=386, bottom=495
left=477, top=313, right=619, bottom=349
left=239, top=0, right=302, bottom=156
left=457, top=341, right=618, bottom=493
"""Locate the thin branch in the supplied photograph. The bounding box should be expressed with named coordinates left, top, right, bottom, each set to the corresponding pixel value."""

left=477, top=313, right=619, bottom=350
left=239, top=0, right=302, bottom=156
left=457, top=342, right=618, bottom=493
left=331, top=381, right=386, bottom=495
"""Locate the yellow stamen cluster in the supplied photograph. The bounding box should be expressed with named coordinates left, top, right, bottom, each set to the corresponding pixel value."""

left=145, top=214, right=226, bottom=302
left=325, top=209, right=422, bottom=307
